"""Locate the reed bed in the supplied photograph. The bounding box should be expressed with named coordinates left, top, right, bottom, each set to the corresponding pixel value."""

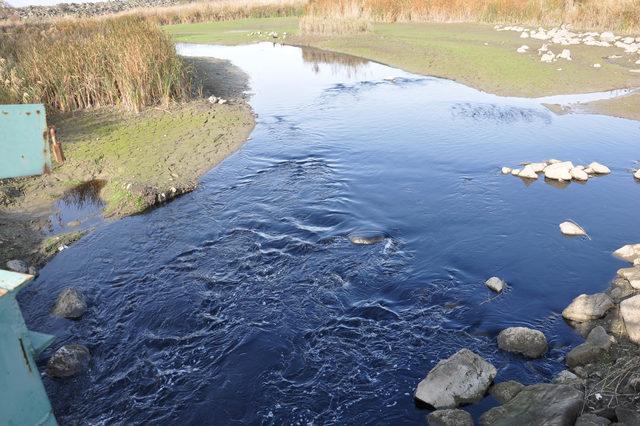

left=301, top=0, right=640, bottom=34
left=0, top=15, right=190, bottom=112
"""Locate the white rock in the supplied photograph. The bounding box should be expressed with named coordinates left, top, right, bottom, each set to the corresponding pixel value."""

left=415, top=349, right=497, bottom=408
left=521, top=32, right=530, bottom=38
left=570, top=168, right=589, bottom=181
left=541, top=52, right=556, bottom=63
left=593, top=63, right=601, bottom=68
left=600, top=32, right=616, bottom=42
left=485, top=277, right=506, bottom=293
left=511, top=169, right=521, bottom=176
left=544, top=161, right=574, bottom=181
left=527, top=162, right=547, bottom=173
left=547, top=159, right=562, bottom=165
left=538, top=44, right=549, bottom=54
left=562, top=293, right=614, bottom=322
left=557, top=49, right=572, bottom=60
left=613, top=244, right=640, bottom=263
left=617, top=267, right=640, bottom=289
left=501, top=167, right=512, bottom=175
left=587, top=162, right=610, bottom=174
left=634, top=169, right=640, bottom=179
left=517, top=45, right=530, bottom=53
left=620, top=295, right=640, bottom=344
left=559, top=221, right=586, bottom=236
left=518, top=165, right=538, bottom=179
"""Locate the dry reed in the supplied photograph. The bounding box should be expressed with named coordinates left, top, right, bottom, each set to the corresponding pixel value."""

left=301, top=0, right=640, bottom=33
left=0, top=15, right=190, bottom=112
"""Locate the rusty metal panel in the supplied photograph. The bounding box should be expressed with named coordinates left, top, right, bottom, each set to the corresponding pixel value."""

left=0, top=104, right=51, bottom=179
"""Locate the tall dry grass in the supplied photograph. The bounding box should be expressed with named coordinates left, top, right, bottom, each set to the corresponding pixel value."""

left=0, top=15, right=190, bottom=112
left=300, top=0, right=371, bottom=34
left=301, top=0, right=640, bottom=33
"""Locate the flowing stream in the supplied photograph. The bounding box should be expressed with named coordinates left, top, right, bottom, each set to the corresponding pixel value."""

left=19, top=42, right=640, bottom=424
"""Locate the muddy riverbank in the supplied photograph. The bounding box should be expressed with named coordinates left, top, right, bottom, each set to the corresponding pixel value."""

left=0, top=58, right=255, bottom=269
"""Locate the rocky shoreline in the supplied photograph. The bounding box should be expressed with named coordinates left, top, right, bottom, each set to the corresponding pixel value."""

left=0, top=0, right=185, bottom=21
left=420, top=244, right=640, bottom=425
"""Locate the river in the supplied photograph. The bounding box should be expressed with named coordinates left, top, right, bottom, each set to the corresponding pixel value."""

left=19, top=42, right=640, bottom=424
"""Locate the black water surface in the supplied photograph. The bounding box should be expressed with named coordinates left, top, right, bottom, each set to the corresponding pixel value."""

left=19, top=43, right=640, bottom=424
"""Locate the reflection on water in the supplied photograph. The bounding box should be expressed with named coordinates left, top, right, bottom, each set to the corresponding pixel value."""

left=47, top=180, right=105, bottom=235
left=20, top=43, right=640, bottom=425
left=302, top=46, right=369, bottom=76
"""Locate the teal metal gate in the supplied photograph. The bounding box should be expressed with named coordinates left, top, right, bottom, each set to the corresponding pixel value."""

left=0, top=104, right=52, bottom=179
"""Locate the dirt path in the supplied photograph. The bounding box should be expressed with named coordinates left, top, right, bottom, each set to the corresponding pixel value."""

left=0, top=58, right=255, bottom=269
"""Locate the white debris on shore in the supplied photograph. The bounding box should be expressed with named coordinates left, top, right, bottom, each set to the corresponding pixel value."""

left=500, top=159, right=611, bottom=182
left=495, top=24, right=640, bottom=65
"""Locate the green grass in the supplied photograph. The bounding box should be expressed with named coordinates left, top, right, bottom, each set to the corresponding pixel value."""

left=166, top=17, right=640, bottom=99
left=165, top=16, right=299, bottom=44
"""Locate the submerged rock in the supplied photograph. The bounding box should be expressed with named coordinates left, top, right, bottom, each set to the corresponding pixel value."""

left=562, top=293, right=614, bottom=322
left=559, top=221, right=586, bottom=236
left=613, top=243, right=640, bottom=263
left=426, top=409, right=473, bottom=426
left=46, top=344, right=90, bottom=378
left=497, top=327, right=548, bottom=358
left=349, top=233, right=385, bottom=245
left=620, top=295, right=640, bottom=344
left=479, top=384, right=583, bottom=426
left=485, top=276, right=506, bottom=293
left=415, top=349, right=497, bottom=408
left=52, top=287, right=87, bottom=319
left=489, top=380, right=524, bottom=403
left=6, top=259, right=29, bottom=274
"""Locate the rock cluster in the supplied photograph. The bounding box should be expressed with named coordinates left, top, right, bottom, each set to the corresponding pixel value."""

left=496, top=25, right=640, bottom=66
left=501, top=160, right=610, bottom=182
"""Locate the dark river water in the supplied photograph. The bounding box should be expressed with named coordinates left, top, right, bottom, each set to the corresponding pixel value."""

left=18, top=43, right=640, bottom=424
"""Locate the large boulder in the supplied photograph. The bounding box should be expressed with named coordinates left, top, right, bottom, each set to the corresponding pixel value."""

left=489, top=380, right=524, bottom=403
left=566, top=326, right=615, bottom=368
left=479, top=384, right=583, bottom=426
left=612, top=244, right=640, bottom=263
left=415, top=349, right=497, bottom=408
left=620, top=295, right=640, bottom=344
left=46, top=344, right=90, bottom=378
left=562, top=293, right=614, bottom=322
left=52, top=288, right=87, bottom=319
left=426, top=409, right=473, bottom=426
left=497, top=327, right=548, bottom=358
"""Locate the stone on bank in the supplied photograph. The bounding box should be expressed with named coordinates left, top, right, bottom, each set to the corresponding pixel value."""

left=562, top=293, right=614, bottom=322
left=619, top=295, right=640, bottom=344
left=479, top=384, right=583, bottom=425
left=426, top=409, right=473, bottom=426
left=414, top=349, right=497, bottom=408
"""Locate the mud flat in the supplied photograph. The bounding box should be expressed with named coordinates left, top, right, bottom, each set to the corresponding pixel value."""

left=0, top=58, right=255, bottom=268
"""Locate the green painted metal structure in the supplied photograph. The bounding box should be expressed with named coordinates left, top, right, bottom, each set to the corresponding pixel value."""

left=0, top=104, right=51, bottom=179
left=0, top=269, right=58, bottom=426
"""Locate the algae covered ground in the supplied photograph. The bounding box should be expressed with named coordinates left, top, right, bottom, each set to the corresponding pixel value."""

left=166, top=18, right=640, bottom=120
